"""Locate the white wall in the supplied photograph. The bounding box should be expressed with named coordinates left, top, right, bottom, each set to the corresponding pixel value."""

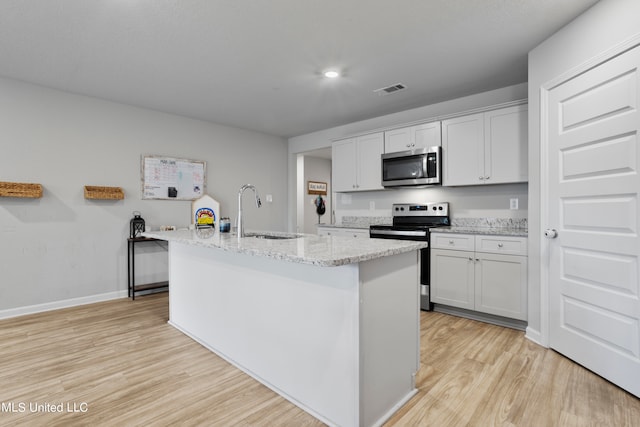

left=528, top=0, right=640, bottom=343
left=0, top=77, right=287, bottom=315
left=287, top=83, right=528, bottom=230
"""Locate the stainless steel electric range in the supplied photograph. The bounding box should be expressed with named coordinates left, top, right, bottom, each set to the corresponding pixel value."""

left=369, top=202, right=450, bottom=311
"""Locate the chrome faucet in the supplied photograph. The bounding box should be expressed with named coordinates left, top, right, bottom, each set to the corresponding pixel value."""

left=237, top=184, right=261, bottom=238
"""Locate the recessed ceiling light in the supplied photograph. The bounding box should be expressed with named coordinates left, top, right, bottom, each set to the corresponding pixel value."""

left=323, top=70, right=340, bottom=79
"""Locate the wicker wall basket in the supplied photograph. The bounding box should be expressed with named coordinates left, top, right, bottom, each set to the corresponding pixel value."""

left=0, top=182, right=43, bottom=198
left=84, top=186, right=125, bottom=200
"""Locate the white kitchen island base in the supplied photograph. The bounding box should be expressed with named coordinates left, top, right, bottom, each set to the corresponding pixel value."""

left=167, top=240, right=420, bottom=427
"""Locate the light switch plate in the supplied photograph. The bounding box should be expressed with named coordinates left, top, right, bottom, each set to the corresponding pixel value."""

left=510, top=198, right=519, bottom=210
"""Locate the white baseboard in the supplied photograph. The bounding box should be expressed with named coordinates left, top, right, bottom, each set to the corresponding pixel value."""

left=0, top=290, right=128, bottom=320
left=525, top=326, right=547, bottom=348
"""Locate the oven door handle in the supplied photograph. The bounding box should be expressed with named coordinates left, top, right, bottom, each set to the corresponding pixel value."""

left=370, top=229, right=428, bottom=237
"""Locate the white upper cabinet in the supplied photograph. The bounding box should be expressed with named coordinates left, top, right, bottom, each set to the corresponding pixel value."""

left=442, top=104, right=528, bottom=186
left=384, top=122, right=441, bottom=153
left=332, top=138, right=357, bottom=192
left=441, top=113, right=484, bottom=186
left=332, top=132, right=384, bottom=192
left=484, top=105, right=528, bottom=184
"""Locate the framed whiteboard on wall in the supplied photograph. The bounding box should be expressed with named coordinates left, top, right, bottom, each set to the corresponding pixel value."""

left=141, top=155, right=206, bottom=200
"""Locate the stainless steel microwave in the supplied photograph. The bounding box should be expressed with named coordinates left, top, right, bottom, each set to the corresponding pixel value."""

left=381, top=146, right=442, bottom=187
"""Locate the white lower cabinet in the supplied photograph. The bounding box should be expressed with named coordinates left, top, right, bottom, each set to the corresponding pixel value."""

left=317, top=226, right=369, bottom=238
left=431, top=233, right=527, bottom=321
left=475, top=252, right=528, bottom=320
left=431, top=248, right=475, bottom=310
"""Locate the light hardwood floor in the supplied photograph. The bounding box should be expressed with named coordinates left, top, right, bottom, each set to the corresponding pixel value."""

left=0, top=294, right=638, bottom=426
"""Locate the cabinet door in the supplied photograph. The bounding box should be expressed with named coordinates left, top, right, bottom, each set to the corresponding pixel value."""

left=475, top=253, right=527, bottom=320
left=442, top=113, right=484, bottom=186
left=385, top=122, right=441, bottom=153
left=332, top=138, right=357, bottom=192
left=356, top=132, right=384, bottom=191
left=430, top=249, right=475, bottom=310
left=384, top=127, right=412, bottom=153
left=484, top=104, right=528, bottom=184
left=413, top=122, right=441, bottom=149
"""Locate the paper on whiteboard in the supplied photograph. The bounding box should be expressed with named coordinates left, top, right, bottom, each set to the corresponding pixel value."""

left=142, top=156, right=206, bottom=200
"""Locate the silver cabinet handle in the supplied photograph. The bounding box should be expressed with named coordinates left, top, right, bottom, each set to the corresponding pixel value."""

left=479, top=176, right=484, bottom=180
left=545, top=229, right=558, bottom=239
left=449, top=240, right=454, bottom=244
left=468, top=257, right=473, bottom=261
left=497, top=243, right=503, bottom=248
left=485, top=176, right=490, bottom=180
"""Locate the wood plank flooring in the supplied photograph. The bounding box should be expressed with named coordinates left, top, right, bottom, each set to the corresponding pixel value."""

left=0, top=294, right=638, bottom=426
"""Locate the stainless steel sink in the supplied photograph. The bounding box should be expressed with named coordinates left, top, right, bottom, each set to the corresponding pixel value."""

left=245, top=232, right=301, bottom=240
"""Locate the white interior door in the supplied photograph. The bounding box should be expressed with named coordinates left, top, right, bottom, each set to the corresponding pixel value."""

left=546, top=45, right=640, bottom=397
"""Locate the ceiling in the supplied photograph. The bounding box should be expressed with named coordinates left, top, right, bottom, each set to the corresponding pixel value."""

left=0, top=0, right=599, bottom=138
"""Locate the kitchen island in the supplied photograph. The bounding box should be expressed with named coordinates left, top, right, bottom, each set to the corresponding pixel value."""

left=143, top=229, right=427, bottom=427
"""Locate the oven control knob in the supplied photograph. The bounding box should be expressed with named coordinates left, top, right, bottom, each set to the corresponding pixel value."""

left=438, top=206, right=443, bottom=210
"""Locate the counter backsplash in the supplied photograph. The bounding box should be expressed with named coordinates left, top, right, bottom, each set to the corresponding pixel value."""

left=341, top=216, right=392, bottom=228
left=339, top=215, right=527, bottom=230
left=451, top=217, right=527, bottom=229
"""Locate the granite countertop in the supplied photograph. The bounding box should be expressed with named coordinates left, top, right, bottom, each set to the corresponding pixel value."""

left=431, top=226, right=528, bottom=237
left=142, top=229, right=427, bottom=267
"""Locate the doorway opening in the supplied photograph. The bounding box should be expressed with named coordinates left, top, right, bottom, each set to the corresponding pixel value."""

left=295, top=148, right=332, bottom=234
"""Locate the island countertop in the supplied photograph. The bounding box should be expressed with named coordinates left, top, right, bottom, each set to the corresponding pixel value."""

left=142, top=229, right=428, bottom=267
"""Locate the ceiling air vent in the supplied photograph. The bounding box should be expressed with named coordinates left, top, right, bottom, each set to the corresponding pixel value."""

left=373, top=83, right=407, bottom=96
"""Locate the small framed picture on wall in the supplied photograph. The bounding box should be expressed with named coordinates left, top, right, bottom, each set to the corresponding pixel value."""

left=307, top=181, right=327, bottom=195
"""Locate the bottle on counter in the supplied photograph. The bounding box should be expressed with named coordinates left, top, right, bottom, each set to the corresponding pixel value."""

left=219, top=217, right=231, bottom=233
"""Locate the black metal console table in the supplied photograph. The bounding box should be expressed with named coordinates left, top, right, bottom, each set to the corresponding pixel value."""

left=127, top=237, right=169, bottom=300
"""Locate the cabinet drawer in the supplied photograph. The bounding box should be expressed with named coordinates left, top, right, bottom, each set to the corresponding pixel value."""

left=345, top=229, right=369, bottom=238
left=318, top=227, right=369, bottom=238
left=430, top=233, right=474, bottom=250
left=475, top=235, right=527, bottom=256
left=317, top=227, right=331, bottom=236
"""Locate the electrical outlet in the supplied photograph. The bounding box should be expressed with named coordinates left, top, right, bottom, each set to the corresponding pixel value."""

left=510, top=198, right=519, bottom=210
left=265, top=194, right=273, bottom=203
